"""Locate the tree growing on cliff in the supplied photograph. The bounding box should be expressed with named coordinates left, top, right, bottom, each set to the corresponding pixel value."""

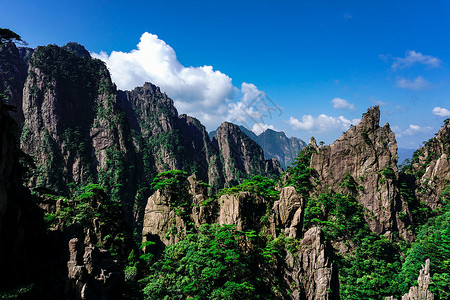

left=0, top=28, right=27, bottom=45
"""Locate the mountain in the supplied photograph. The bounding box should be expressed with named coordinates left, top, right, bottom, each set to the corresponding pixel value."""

left=1, top=39, right=449, bottom=299
left=210, top=126, right=307, bottom=169
left=252, top=127, right=307, bottom=169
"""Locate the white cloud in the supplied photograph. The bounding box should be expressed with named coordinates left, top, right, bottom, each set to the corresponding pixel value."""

left=93, top=32, right=253, bottom=129
left=432, top=107, right=450, bottom=117
left=391, top=50, right=441, bottom=70
left=251, top=123, right=276, bottom=135
left=395, top=124, right=433, bottom=137
left=288, top=114, right=360, bottom=132
left=93, top=33, right=285, bottom=130
left=330, top=97, right=355, bottom=110
left=396, top=76, right=429, bottom=90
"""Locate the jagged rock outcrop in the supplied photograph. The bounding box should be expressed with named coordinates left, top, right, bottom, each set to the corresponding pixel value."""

left=142, top=174, right=211, bottom=248
left=213, top=122, right=282, bottom=187
left=272, top=186, right=304, bottom=239
left=284, top=227, right=338, bottom=300
left=212, top=126, right=307, bottom=169
left=217, top=191, right=267, bottom=231
left=249, top=127, right=307, bottom=169
left=309, top=106, right=407, bottom=237
left=20, top=43, right=138, bottom=223
left=66, top=236, right=122, bottom=300
left=385, top=259, right=434, bottom=300
left=408, top=120, right=450, bottom=209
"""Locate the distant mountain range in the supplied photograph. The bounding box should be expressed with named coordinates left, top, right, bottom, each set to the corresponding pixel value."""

left=209, top=126, right=307, bottom=169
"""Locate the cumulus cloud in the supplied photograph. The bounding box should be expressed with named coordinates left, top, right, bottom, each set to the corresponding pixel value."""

left=330, top=97, right=355, bottom=110
left=395, top=124, right=433, bottom=137
left=251, top=123, right=276, bottom=135
left=288, top=114, right=360, bottom=132
left=432, top=107, right=450, bottom=117
left=396, top=76, right=429, bottom=90
left=391, top=50, right=441, bottom=70
left=92, top=33, right=285, bottom=130
left=93, top=32, right=261, bottom=129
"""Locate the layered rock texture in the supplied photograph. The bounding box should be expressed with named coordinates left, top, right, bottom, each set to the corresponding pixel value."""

left=284, top=227, right=338, bottom=300
left=211, top=125, right=307, bottom=169
left=407, top=120, right=450, bottom=209
left=212, top=122, right=282, bottom=187
left=309, top=106, right=408, bottom=238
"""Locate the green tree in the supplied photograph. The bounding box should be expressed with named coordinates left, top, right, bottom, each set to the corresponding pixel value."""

left=142, top=224, right=277, bottom=300
left=0, top=28, right=27, bottom=45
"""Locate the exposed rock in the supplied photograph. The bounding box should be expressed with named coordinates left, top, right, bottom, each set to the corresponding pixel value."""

left=217, top=191, right=267, bottom=231
left=142, top=188, right=188, bottom=247
left=142, top=174, right=211, bottom=249
left=212, top=122, right=282, bottom=187
left=409, top=120, right=450, bottom=209
left=272, top=186, right=304, bottom=238
left=245, top=127, right=307, bottom=169
left=309, top=106, right=407, bottom=237
left=0, top=98, right=43, bottom=289
left=20, top=44, right=138, bottom=224
left=385, top=259, right=434, bottom=300
left=284, top=227, right=338, bottom=300
left=66, top=233, right=122, bottom=300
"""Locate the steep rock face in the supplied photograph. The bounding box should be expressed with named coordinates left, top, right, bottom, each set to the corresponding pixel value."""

left=217, top=191, right=267, bottom=231
left=0, top=42, right=29, bottom=124
left=272, top=186, right=304, bottom=239
left=20, top=44, right=137, bottom=221
left=66, top=235, right=122, bottom=300
left=408, top=120, right=450, bottom=209
left=142, top=175, right=211, bottom=248
left=284, top=227, right=338, bottom=300
left=255, top=128, right=307, bottom=169
left=118, top=83, right=179, bottom=175
left=177, top=114, right=225, bottom=191
left=386, top=259, right=434, bottom=300
left=309, top=106, right=405, bottom=236
left=213, top=122, right=282, bottom=187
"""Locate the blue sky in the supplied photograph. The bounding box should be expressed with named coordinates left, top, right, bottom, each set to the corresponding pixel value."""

left=2, top=0, right=450, bottom=149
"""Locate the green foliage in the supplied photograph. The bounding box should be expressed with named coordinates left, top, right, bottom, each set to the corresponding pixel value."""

left=303, top=188, right=404, bottom=298
left=381, top=166, right=395, bottom=180
left=142, top=224, right=279, bottom=300
left=399, top=185, right=450, bottom=298
left=0, top=28, right=26, bottom=45
left=217, top=175, right=279, bottom=200
left=361, top=131, right=371, bottom=144
left=151, top=170, right=188, bottom=192
left=150, top=170, right=191, bottom=214
left=284, top=145, right=316, bottom=197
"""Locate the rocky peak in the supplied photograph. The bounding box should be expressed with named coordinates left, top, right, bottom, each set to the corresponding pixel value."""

left=408, top=120, right=450, bottom=209
left=213, top=122, right=282, bottom=186
left=310, top=106, right=405, bottom=237
left=359, top=105, right=381, bottom=131
left=62, top=42, right=91, bottom=57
